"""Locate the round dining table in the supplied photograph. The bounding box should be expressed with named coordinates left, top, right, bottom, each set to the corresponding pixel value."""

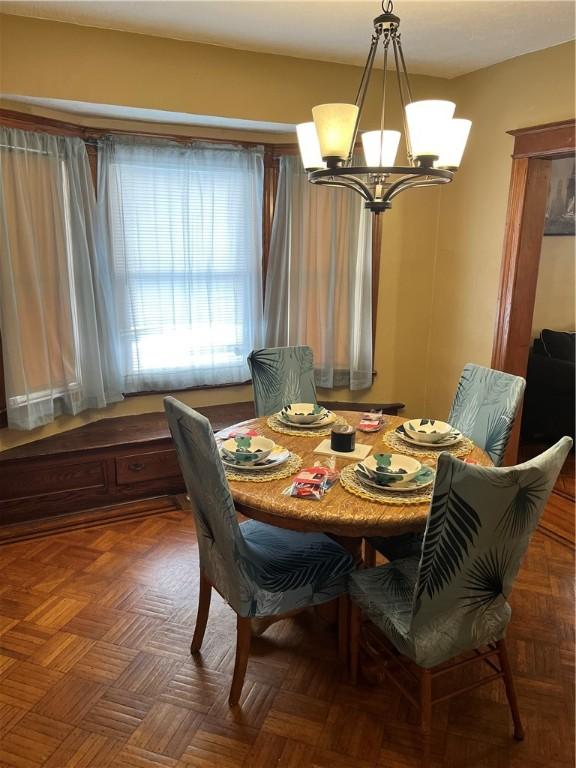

left=219, top=411, right=492, bottom=553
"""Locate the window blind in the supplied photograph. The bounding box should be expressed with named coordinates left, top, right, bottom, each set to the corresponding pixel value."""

left=98, top=139, right=264, bottom=392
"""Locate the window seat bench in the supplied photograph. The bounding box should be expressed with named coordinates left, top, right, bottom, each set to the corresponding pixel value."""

left=0, top=400, right=403, bottom=543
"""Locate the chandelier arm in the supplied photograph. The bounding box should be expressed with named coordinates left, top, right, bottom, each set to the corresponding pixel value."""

left=309, top=173, right=373, bottom=201
left=313, top=178, right=372, bottom=202
left=383, top=171, right=423, bottom=199
left=387, top=175, right=452, bottom=200
left=392, top=36, right=413, bottom=163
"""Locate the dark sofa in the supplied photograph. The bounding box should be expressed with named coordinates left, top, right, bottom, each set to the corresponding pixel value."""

left=522, top=329, right=575, bottom=443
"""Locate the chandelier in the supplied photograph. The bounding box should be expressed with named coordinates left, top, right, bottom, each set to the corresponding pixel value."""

left=296, top=0, right=471, bottom=214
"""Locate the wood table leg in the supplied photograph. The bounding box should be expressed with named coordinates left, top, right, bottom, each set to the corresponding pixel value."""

left=350, top=601, right=361, bottom=685
left=364, top=541, right=377, bottom=568
left=315, top=598, right=338, bottom=625
left=331, top=535, right=363, bottom=564
left=338, top=593, right=349, bottom=673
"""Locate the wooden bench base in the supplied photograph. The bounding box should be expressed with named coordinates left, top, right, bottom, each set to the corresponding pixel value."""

left=0, top=404, right=255, bottom=543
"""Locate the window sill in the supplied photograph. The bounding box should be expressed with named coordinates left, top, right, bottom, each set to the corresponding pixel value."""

left=123, top=379, right=252, bottom=398
left=123, top=370, right=378, bottom=398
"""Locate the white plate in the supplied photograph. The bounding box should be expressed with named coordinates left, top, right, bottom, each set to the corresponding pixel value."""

left=355, top=465, right=435, bottom=493
left=395, top=425, right=462, bottom=448
left=221, top=446, right=291, bottom=471
left=276, top=411, right=337, bottom=429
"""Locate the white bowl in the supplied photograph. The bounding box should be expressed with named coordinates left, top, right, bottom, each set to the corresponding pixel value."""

left=403, top=419, right=454, bottom=444
left=221, top=436, right=275, bottom=465
left=360, top=453, right=422, bottom=484
left=281, top=403, right=328, bottom=424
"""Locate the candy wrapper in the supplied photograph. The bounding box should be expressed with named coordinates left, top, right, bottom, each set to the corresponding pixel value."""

left=357, top=409, right=386, bottom=433
left=217, top=426, right=259, bottom=440
left=283, top=459, right=339, bottom=500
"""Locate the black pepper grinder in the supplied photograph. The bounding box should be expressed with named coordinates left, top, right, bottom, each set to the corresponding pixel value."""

left=330, top=424, right=356, bottom=452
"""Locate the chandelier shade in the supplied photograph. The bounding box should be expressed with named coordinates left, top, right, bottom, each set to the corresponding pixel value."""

left=405, top=100, right=456, bottom=161
left=361, top=130, right=401, bottom=166
left=296, top=122, right=326, bottom=170
left=312, top=103, right=359, bottom=164
left=436, top=118, right=472, bottom=169
left=298, top=0, right=471, bottom=214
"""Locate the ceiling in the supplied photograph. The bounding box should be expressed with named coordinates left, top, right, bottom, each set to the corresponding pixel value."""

left=1, top=0, right=574, bottom=79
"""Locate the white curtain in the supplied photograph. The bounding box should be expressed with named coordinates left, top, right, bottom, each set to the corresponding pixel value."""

left=97, top=137, right=264, bottom=392
left=0, top=128, right=123, bottom=430
left=265, top=155, right=373, bottom=390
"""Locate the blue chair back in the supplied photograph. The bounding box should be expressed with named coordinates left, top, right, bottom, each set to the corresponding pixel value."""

left=448, top=364, right=525, bottom=465
left=407, top=437, right=572, bottom=666
left=247, top=345, right=317, bottom=417
left=164, top=397, right=252, bottom=613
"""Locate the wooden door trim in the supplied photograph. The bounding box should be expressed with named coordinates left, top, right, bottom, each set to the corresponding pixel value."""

left=491, top=119, right=575, bottom=463
left=492, top=119, right=575, bottom=372
left=509, top=119, right=575, bottom=159
left=492, top=157, right=552, bottom=375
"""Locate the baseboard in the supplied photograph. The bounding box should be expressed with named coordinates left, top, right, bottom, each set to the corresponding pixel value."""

left=0, top=495, right=182, bottom=544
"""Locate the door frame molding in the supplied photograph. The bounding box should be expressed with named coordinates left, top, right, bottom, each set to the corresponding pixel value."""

left=491, top=119, right=575, bottom=461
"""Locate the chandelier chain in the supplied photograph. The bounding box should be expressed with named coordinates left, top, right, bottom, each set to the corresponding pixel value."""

left=392, top=36, right=413, bottom=162
left=379, top=35, right=391, bottom=166
left=382, top=0, right=394, bottom=13
left=395, top=34, right=414, bottom=102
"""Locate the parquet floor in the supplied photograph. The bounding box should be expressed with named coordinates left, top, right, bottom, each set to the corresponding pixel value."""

left=0, top=499, right=573, bottom=768
left=520, top=442, right=575, bottom=546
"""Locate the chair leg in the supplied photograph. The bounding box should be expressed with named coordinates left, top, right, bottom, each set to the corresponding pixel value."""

left=338, top=594, right=349, bottom=673
left=420, top=669, right=432, bottom=768
left=349, top=601, right=361, bottom=685
left=497, top=639, right=525, bottom=741
left=190, top=571, right=212, bottom=654
left=229, top=616, right=252, bottom=707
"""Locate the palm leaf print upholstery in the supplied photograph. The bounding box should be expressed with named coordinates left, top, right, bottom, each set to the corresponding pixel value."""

left=352, top=437, right=572, bottom=668
left=164, top=397, right=353, bottom=618
left=415, top=478, right=481, bottom=602
left=448, top=364, right=525, bottom=466
left=248, top=346, right=317, bottom=416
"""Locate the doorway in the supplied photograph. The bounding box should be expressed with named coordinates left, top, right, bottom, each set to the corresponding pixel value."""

left=492, top=119, right=575, bottom=544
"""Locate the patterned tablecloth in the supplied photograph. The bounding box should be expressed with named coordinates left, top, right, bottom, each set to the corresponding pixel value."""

left=218, top=412, right=492, bottom=539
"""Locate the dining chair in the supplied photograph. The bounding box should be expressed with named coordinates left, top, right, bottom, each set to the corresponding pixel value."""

left=350, top=437, right=572, bottom=768
left=369, top=363, right=526, bottom=562
left=448, top=363, right=526, bottom=466
left=164, top=396, right=355, bottom=706
left=247, top=345, right=317, bottom=417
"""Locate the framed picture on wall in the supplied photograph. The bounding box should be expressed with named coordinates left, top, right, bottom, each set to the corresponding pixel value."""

left=544, top=157, right=575, bottom=236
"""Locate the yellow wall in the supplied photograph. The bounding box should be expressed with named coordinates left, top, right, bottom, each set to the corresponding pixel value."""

left=425, top=41, right=575, bottom=417
left=0, top=15, right=574, bottom=449
left=532, top=236, right=576, bottom=338
left=0, top=14, right=452, bottom=130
